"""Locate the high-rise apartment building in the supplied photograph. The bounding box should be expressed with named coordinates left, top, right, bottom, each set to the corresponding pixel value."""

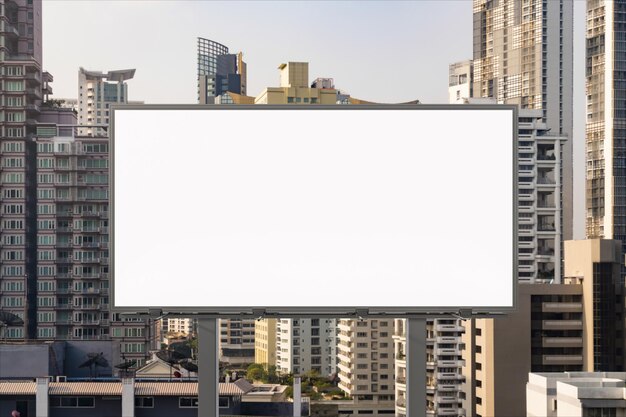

left=219, top=318, right=255, bottom=365
left=197, top=37, right=246, bottom=104
left=586, top=1, right=626, bottom=265
left=472, top=0, right=574, bottom=243
left=77, top=68, right=135, bottom=137
left=0, top=1, right=151, bottom=365
left=337, top=319, right=395, bottom=415
left=462, top=100, right=566, bottom=284
left=448, top=60, right=473, bottom=104
left=394, top=318, right=464, bottom=417
left=275, top=318, right=337, bottom=377
left=255, top=318, right=277, bottom=368
left=1, top=0, right=45, bottom=340
left=461, top=239, right=624, bottom=417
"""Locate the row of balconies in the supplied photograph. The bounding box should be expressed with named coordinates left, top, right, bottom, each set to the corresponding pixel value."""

left=55, top=227, right=109, bottom=233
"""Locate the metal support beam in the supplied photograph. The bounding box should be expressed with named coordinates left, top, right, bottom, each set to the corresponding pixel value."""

left=406, top=318, right=427, bottom=417
left=198, top=318, right=218, bottom=417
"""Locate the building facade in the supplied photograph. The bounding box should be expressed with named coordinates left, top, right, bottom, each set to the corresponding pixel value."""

left=337, top=319, right=395, bottom=415
left=472, top=0, right=574, bottom=243
left=586, top=0, right=626, bottom=280
left=394, top=318, right=465, bottom=417
left=197, top=37, right=246, bottom=104
left=462, top=283, right=584, bottom=417
left=77, top=67, right=135, bottom=136
left=448, top=60, right=473, bottom=104
left=255, top=318, right=277, bottom=368
left=275, top=318, right=337, bottom=377
left=527, top=372, right=626, bottom=417
left=462, top=239, right=624, bottom=417
left=254, top=62, right=338, bottom=105
left=564, top=239, right=625, bottom=372
left=219, top=318, right=255, bottom=365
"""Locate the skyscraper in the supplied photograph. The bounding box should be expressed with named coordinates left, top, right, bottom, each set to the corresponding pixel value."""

left=586, top=1, right=626, bottom=254
left=472, top=0, right=574, bottom=242
left=1, top=0, right=46, bottom=340
left=197, top=37, right=246, bottom=104
left=77, top=68, right=135, bottom=137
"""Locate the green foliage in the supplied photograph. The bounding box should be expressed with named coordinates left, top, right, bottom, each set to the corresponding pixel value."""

left=42, top=99, right=65, bottom=108
left=247, top=367, right=265, bottom=381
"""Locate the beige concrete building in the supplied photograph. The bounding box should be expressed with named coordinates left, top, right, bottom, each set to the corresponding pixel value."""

left=255, top=318, right=277, bottom=368
left=462, top=283, right=584, bottom=417
left=462, top=239, right=624, bottom=417
left=564, top=239, right=625, bottom=372
left=337, top=318, right=395, bottom=415
left=254, top=62, right=338, bottom=105
left=527, top=372, right=626, bottom=417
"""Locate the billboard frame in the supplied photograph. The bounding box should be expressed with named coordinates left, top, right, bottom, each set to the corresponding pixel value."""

left=110, top=104, right=518, bottom=318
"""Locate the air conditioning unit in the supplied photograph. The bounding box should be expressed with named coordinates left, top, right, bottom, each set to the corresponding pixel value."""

left=56, top=376, right=66, bottom=382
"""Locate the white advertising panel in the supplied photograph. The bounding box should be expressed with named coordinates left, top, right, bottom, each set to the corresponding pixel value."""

left=112, top=106, right=516, bottom=315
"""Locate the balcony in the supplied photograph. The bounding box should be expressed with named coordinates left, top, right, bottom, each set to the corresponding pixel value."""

left=537, top=177, right=556, bottom=185
left=436, top=372, right=463, bottom=380
left=436, top=408, right=460, bottom=416
left=75, top=258, right=101, bottom=264
left=26, top=88, right=42, bottom=99
left=74, top=320, right=100, bottom=326
left=436, top=324, right=464, bottom=332
left=77, top=304, right=101, bottom=310
left=542, top=355, right=583, bottom=365
left=536, top=248, right=555, bottom=257
left=537, top=202, right=556, bottom=210
left=73, top=288, right=100, bottom=295
left=25, top=71, right=42, bottom=82
left=1, top=22, right=20, bottom=37
left=542, top=337, right=583, bottom=348
left=542, top=320, right=582, bottom=330
left=542, top=302, right=582, bottom=313
left=55, top=258, right=72, bottom=264
left=436, top=349, right=460, bottom=356
left=73, top=273, right=101, bottom=279
left=438, top=359, right=465, bottom=367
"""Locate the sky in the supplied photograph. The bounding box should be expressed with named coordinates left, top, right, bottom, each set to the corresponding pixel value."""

left=42, top=0, right=587, bottom=238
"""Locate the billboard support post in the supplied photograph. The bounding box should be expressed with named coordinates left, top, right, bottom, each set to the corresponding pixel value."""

left=198, top=318, right=219, bottom=417
left=406, top=318, right=427, bottom=417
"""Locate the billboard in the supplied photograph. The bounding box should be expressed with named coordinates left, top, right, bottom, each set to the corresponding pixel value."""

left=112, top=105, right=516, bottom=316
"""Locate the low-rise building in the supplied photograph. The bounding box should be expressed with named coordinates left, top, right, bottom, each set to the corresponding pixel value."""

left=527, top=372, right=626, bottom=417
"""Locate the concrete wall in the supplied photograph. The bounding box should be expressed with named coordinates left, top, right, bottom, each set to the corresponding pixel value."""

left=0, top=345, right=52, bottom=378
left=0, top=396, right=36, bottom=417
left=63, top=341, right=115, bottom=378
left=49, top=397, right=121, bottom=417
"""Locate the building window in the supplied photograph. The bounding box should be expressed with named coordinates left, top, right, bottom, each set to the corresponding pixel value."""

left=135, top=397, right=154, bottom=408
left=179, top=397, right=198, bottom=408
left=219, top=397, right=229, bottom=408
left=50, top=397, right=95, bottom=408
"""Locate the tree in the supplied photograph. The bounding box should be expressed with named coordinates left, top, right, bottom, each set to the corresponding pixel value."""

left=246, top=363, right=266, bottom=381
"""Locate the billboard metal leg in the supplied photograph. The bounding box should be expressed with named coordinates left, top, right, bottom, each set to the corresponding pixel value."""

left=198, top=318, right=218, bottom=417
left=406, top=318, right=427, bottom=417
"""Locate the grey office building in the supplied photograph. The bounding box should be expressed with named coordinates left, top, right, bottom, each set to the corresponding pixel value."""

left=197, top=37, right=246, bottom=104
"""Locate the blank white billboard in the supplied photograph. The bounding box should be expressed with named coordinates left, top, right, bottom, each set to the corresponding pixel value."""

left=112, top=106, right=516, bottom=315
